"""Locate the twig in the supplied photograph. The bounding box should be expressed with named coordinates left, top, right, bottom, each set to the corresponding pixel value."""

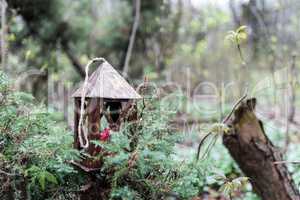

left=0, top=169, right=19, bottom=177
left=50, top=187, right=63, bottom=199
left=274, top=161, right=300, bottom=165
left=196, top=132, right=213, bottom=161
left=196, top=94, right=247, bottom=161
left=237, top=43, right=245, bottom=64
left=122, top=0, right=141, bottom=77
left=196, top=132, right=219, bottom=161
left=68, top=160, right=101, bottom=172
left=222, top=94, right=247, bottom=124
left=139, top=97, right=146, bottom=119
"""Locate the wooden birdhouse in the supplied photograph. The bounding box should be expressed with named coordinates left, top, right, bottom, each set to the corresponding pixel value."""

left=71, top=60, right=141, bottom=171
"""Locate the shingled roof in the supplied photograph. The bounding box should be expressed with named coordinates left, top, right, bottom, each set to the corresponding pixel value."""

left=72, top=61, right=141, bottom=99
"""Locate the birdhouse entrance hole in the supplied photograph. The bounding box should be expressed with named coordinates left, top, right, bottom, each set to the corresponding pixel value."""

left=105, top=101, right=122, bottom=123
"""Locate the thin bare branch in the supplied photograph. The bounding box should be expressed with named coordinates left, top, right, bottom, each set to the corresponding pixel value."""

left=0, top=169, right=19, bottom=177
left=222, top=93, right=247, bottom=124
left=196, top=94, right=247, bottom=161
left=274, top=161, right=300, bottom=165
left=122, top=0, right=141, bottom=77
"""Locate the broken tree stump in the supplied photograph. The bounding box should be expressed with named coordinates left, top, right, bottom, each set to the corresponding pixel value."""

left=223, top=98, right=300, bottom=200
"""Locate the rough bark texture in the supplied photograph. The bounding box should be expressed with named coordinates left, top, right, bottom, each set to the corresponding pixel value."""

left=223, top=98, right=300, bottom=200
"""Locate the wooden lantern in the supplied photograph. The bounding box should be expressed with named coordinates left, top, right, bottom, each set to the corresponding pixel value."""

left=71, top=61, right=141, bottom=170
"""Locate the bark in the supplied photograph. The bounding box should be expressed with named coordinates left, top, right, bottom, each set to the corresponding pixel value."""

left=1, top=0, right=7, bottom=71
left=74, top=98, right=81, bottom=149
left=223, top=98, right=300, bottom=200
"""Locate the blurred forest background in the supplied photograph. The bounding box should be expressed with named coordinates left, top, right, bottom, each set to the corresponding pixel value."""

left=1, top=0, right=299, bottom=128
left=3, top=0, right=300, bottom=122
left=2, top=0, right=300, bottom=199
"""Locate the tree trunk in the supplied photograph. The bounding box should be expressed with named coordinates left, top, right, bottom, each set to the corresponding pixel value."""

left=1, top=0, right=7, bottom=71
left=223, top=98, right=300, bottom=200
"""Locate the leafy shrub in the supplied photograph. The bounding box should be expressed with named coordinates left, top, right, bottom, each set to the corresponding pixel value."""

left=0, top=72, right=208, bottom=200
left=94, top=97, right=209, bottom=199
left=0, top=71, right=81, bottom=199
left=0, top=71, right=258, bottom=199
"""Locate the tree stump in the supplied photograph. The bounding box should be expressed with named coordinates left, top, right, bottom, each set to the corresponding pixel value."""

left=223, top=98, right=300, bottom=200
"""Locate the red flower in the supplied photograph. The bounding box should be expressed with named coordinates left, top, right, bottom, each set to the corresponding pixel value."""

left=100, top=128, right=110, bottom=141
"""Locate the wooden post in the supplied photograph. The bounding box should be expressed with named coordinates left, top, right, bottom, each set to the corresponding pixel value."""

left=83, top=98, right=101, bottom=169
left=223, top=98, right=300, bottom=200
left=74, top=98, right=81, bottom=149
left=87, top=98, right=100, bottom=136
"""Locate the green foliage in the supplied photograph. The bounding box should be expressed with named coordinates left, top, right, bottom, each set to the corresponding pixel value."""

left=226, top=25, right=248, bottom=64
left=172, top=162, right=207, bottom=198
left=0, top=73, right=203, bottom=199
left=111, top=186, right=138, bottom=200
left=91, top=95, right=246, bottom=199
left=4, top=1, right=300, bottom=199
left=97, top=98, right=194, bottom=199
left=25, top=166, right=58, bottom=191
left=0, top=72, right=81, bottom=199
left=209, top=123, right=230, bottom=135
left=95, top=96, right=254, bottom=199
left=0, top=71, right=9, bottom=93
left=226, top=26, right=248, bottom=45
left=0, top=72, right=261, bottom=199
left=218, top=176, right=249, bottom=198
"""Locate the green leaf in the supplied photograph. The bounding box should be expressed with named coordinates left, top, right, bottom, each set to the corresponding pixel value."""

left=44, top=171, right=58, bottom=185
left=38, top=170, right=58, bottom=191
left=237, top=25, right=247, bottom=33
left=225, top=26, right=248, bottom=45
left=38, top=171, right=46, bottom=191
left=210, top=123, right=230, bottom=134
